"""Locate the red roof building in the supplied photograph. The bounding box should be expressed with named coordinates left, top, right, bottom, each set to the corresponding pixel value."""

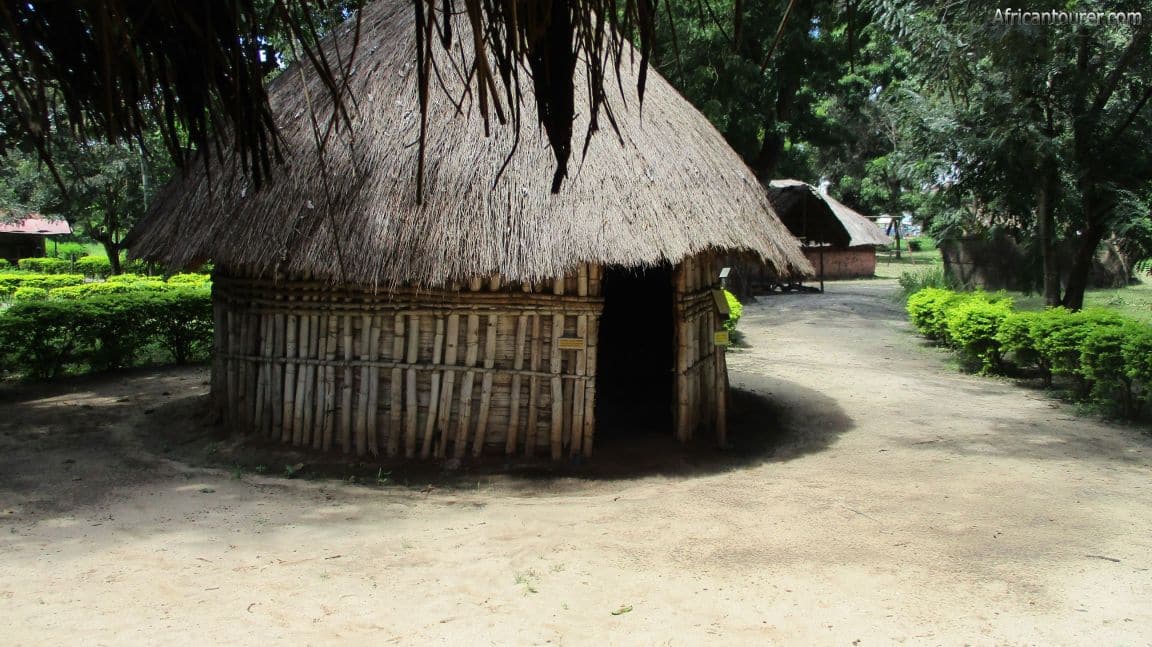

left=0, top=215, right=73, bottom=264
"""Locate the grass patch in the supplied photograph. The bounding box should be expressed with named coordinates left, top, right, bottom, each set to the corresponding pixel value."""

left=1013, top=280, right=1152, bottom=323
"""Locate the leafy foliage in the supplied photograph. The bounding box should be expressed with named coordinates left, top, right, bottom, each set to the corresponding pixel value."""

left=946, top=297, right=1013, bottom=373
left=0, top=272, right=85, bottom=296
left=0, top=288, right=212, bottom=379
left=907, top=287, right=1152, bottom=420
left=723, top=289, right=743, bottom=333
left=17, top=257, right=71, bottom=273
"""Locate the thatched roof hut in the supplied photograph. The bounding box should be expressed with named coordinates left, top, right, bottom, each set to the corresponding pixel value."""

left=130, top=0, right=811, bottom=461
left=767, top=180, right=891, bottom=251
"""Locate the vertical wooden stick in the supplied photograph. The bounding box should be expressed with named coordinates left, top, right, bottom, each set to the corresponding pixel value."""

left=549, top=313, right=564, bottom=460
left=271, top=310, right=285, bottom=437
left=321, top=314, right=338, bottom=451
left=505, top=315, right=528, bottom=455
left=366, top=315, right=381, bottom=455
left=453, top=314, right=480, bottom=459
left=582, top=316, right=599, bottom=457
left=309, top=315, right=324, bottom=447
left=292, top=313, right=310, bottom=446
left=420, top=317, right=446, bottom=458
left=353, top=314, right=373, bottom=455
left=282, top=313, right=298, bottom=444
left=387, top=314, right=405, bottom=457
left=435, top=314, right=461, bottom=458
left=339, top=314, right=354, bottom=452
left=404, top=314, right=421, bottom=458
left=525, top=315, right=542, bottom=457
left=570, top=314, right=588, bottom=456
left=472, top=315, right=499, bottom=456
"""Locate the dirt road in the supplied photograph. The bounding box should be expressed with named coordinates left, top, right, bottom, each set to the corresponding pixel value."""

left=2, top=279, right=1150, bottom=645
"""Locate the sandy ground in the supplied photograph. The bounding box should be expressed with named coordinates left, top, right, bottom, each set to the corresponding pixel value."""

left=2, top=279, right=1151, bottom=645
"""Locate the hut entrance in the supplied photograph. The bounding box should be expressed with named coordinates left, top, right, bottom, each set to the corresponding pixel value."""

left=595, top=263, right=675, bottom=440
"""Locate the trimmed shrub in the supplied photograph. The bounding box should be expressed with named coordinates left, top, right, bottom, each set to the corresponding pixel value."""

left=1122, top=327, right=1152, bottom=414
left=1035, top=309, right=1125, bottom=390
left=0, top=287, right=213, bottom=379
left=0, top=272, right=85, bottom=296
left=17, top=257, right=71, bottom=274
left=1080, top=323, right=1143, bottom=416
left=906, top=288, right=968, bottom=342
left=11, top=286, right=49, bottom=302
left=946, top=297, right=1013, bottom=372
left=149, top=288, right=214, bottom=364
left=996, top=310, right=1044, bottom=372
left=723, top=289, right=743, bottom=333
left=0, top=259, right=10, bottom=270
left=75, top=255, right=112, bottom=278
left=166, top=272, right=212, bottom=287
left=105, top=273, right=147, bottom=283
left=0, top=300, right=99, bottom=379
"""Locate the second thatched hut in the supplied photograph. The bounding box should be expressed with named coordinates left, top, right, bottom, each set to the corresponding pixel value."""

left=130, top=0, right=812, bottom=461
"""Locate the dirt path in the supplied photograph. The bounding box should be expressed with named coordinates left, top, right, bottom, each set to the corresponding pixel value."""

left=2, top=279, right=1151, bottom=645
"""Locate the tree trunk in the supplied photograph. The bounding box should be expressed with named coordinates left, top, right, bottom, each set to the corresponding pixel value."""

left=1060, top=222, right=1105, bottom=311
left=102, top=241, right=123, bottom=275
left=1037, top=165, right=1061, bottom=306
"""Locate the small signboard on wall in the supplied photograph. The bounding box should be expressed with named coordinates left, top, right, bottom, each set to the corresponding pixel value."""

left=713, top=330, right=730, bottom=346
left=557, top=336, right=586, bottom=351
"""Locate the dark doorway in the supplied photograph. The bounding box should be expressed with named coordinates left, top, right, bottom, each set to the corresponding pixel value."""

left=595, top=263, right=675, bottom=440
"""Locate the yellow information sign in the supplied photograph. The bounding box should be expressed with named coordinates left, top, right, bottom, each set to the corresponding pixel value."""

left=557, top=337, right=586, bottom=351
left=713, top=330, right=730, bottom=346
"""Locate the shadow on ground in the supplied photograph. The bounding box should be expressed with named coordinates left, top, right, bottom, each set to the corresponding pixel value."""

left=0, top=365, right=856, bottom=515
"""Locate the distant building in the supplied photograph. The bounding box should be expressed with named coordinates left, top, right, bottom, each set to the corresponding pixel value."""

left=0, top=215, right=73, bottom=265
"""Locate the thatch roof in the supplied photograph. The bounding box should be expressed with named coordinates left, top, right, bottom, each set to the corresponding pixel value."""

left=130, top=0, right=812, bottom=288
left=767, top=180, right=892, bottom=249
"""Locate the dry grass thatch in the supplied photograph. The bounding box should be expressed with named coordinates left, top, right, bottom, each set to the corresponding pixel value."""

left=768, top=180, right=893, bottom=249
left=130, top=0, right=812, bottom=288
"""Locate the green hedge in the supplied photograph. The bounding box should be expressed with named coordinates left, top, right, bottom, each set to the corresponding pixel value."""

left=723, top=289, right=743, bottom=334
left=17, top=257, right=72, bottom=273
left=75, top=255, right=112, bottom=278
left=0, top=272, right=86, bottom=296
left=0, top=288, right=213, bottom=379
left=907, top=287, right=1152, bottom=419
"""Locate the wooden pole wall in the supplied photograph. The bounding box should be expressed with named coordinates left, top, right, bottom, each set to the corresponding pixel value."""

left=214, top=264, right=605, bottom=459
left=213, top=252, right=729, bottom=460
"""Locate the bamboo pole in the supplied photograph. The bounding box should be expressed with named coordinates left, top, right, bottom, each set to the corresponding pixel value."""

left=570, top=313, right=588, bottom=456
left=453, top=314, right=480, bottom=459
left=472, top=315, right=498, bottom=456
left=254, top=314, right=269, bottom=436
left=282, top=313, right=298, bottom=444
left=366, top=315, right=381, bottom=455
left=435, top=314, right=461, bottom=458
left=505, top=315, right=528, bottom=455
left=309, top=315, right=325, bottom=447
left=292, top=312, right=311, bottom=445
left=675, top=264, right=690, bottom=442
left=387, top=314, right=405, bottom=457
left=270, top=309, right=284, bottom=436
left=525, top=315, right=542, bottom=457
left=404, top=314, right=421, bottom=458
left=354, top=314, right=372, bottom=454
left=300, top=312, right=319, bottom=446
left=549, top=313, right=564, bottom=460
left=420, top=317, right=446, bottom=458
left=339, top=314, right=354, bottom=452
left=582, top=317, right=599, bottom=457
left=321, top=314, right=338, bottom=451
